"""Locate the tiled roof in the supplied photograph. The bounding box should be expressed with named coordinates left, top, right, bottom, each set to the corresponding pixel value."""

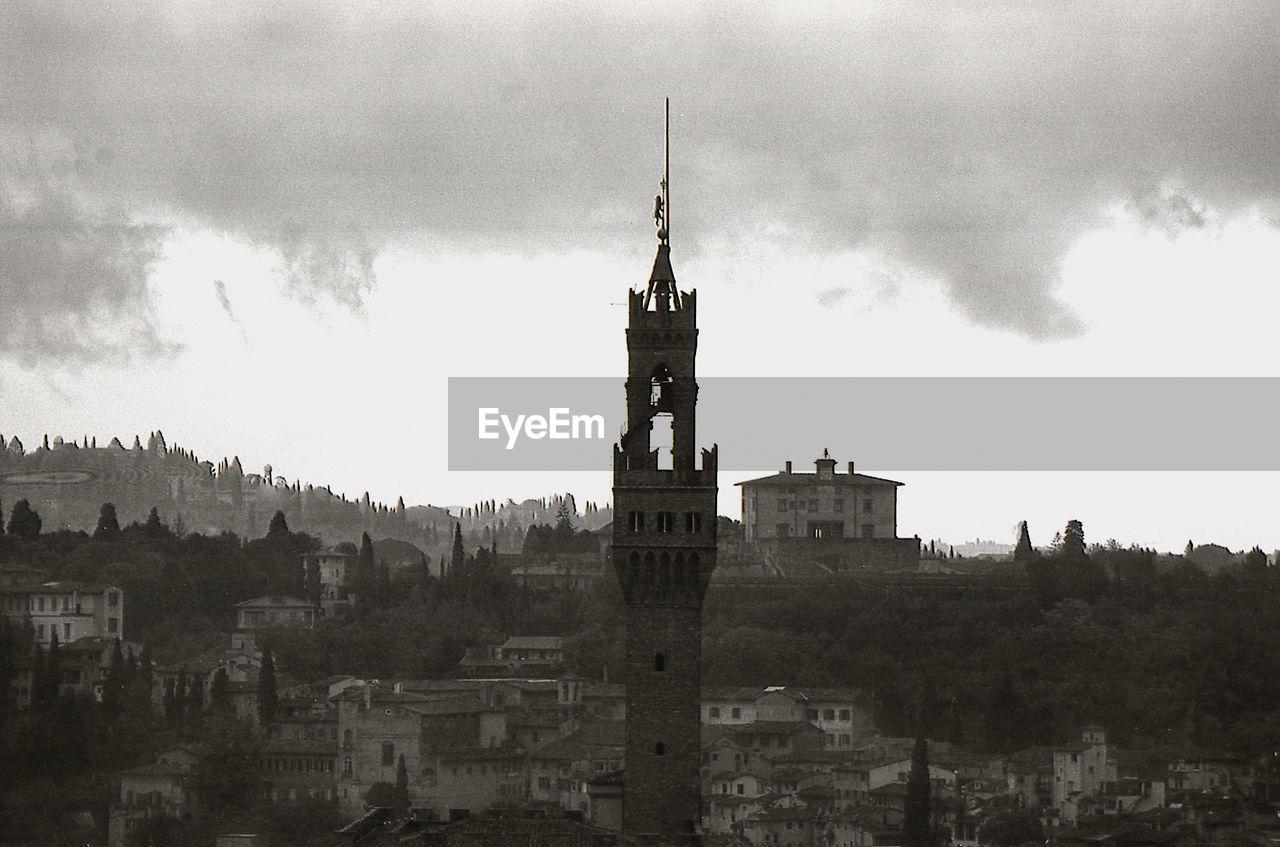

left=235, top=595, right=315, bottom=608
left=735, top=471, right=902, bottom=488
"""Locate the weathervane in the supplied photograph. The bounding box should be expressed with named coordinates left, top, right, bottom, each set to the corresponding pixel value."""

left=655, top=97, right=669, bottom=244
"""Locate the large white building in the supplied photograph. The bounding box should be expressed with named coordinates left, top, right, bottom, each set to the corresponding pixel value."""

left=738, top=452, right=902, bottom=543
left=0, top=576, right=124, bottom=643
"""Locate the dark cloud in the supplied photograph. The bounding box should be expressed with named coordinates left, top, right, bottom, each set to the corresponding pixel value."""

left=0, top=132, right=173, bottom=364
left=3, top=1, right=1279, bottom=352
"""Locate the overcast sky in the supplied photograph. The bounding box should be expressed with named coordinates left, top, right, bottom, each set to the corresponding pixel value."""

left=3, top=1, right=1280, bottom=552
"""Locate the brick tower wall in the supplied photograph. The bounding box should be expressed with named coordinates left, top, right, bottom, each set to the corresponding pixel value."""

left=622, top=603, right=704, bottom=835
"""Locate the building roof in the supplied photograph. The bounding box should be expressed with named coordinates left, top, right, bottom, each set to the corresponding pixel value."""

left=2, top=579, right=119, bottom=594
left=235, top=595, right=315, bottom=608
left=501, top=636, right=564, bottom=651
left=735, top=470, right=902, bottom=488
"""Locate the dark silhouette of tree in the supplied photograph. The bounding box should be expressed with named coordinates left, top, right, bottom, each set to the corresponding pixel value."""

left=210, top=667, right=231, bottom=713
left=982, top=808, right=1043, bottom=847
left=1244, top=546, right=1268, bottom=580
left=144, top=507, right=166, bottom=539
left=983, top=667, right=1032, bottom=753
left=1063, top=519, right=1086, bottom=559
left=173, top=667, right=188, bottom=729
left=903, top=735, right=934, bottom=847
left=396, top=753, right=408, bottom=793
left=6, top=499, right=41, bottom=540
left=102, top=638, right=127, bottom=722
left=303, top=554, right=322, bottom=605
left=163, top=677, right=177, bottom=728
left=257, top=647, right=278, bottom=728
left=450, top=523, right=466, bottom=575
left=1013, top=521, right=1035, bottom=562
left=94, top=502, right=121, bottom=540
left=351, top=532, right=377, bottom=611
left=267, top=510, right=289, bottom=537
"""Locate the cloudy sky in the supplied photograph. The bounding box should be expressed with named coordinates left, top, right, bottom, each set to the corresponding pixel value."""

left=3, top=1, right=1280, bottom=552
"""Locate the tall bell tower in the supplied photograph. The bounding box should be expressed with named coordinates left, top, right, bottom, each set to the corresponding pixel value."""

left=612, top=100, right=717, bottom=839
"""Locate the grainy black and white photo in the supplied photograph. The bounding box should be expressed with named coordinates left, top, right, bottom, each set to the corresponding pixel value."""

left=3, top=2, right=1280, bottom=845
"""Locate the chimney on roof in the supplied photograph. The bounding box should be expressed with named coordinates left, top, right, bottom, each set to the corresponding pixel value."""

left=816, top=451, right=836, bottom=480
left=784, top=460, right=792, bottom=473
left=847, top=461, right=855, bottom=475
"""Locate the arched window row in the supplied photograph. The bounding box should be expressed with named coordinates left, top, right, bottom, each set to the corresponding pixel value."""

left=626, top=551, right=701, bottom=601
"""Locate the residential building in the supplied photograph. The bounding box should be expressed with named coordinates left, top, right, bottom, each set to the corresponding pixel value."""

left=1053, top=726, right=1117, bottom=824
left=108, top=746, right=203, bottom=847
left=234, top=595, right=318, bottom=631
left=305, top=547, right=356, bottom=616
left=1, top=578, right=124, bottom=643
left=736, top=453, right=920, bottom=571
left=334, top=684, right=507, bottom=814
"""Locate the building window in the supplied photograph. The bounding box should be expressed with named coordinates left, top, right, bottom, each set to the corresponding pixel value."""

left=37, top=597, right=44, bottom=612
left=107, top=618, right=118, bottom=634
left=654, top=652, right=665, bottom=672
left=777, top=499, right=787, bottom=511
left=839, top=709, right=851, bottom=720
left=629, top=511, right=644, bottom=532
left=807, top=709, right=819, bottom=721
left=685, top=512, right=702, bottom=532
left=343, top=758, right=352, bottom=776
left=657, top=512, right=674, bottom=533
left=36, top=625, right=44, bottom=640
left=731, top=707, right=741, bottom=719
left=710, top=707, right=721, bottom=719
left=823, top=709, right=835, bottom=720
left=655, top=743, right=665, bottom=756
left=63, top=623, right=72, bottom=641
left=382, top=742, right=395, bottom=766
left=863, top=498, right=873, bottom=512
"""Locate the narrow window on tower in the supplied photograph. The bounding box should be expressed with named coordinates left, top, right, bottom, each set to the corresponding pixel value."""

left=629, top=511, right=644, bottom=532
left=657, top=512, right=674, bottom=533
left=654, top=652, right=665, bottom=672
left=655, top=742, right=665, bottom=756
left=685, top=512, right=702, bottom=532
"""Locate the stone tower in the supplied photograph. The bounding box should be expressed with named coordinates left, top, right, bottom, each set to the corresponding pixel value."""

left=611, top=132, right=717, bottom=838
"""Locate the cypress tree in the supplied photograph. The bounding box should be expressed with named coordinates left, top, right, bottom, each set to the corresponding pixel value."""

left=174, top=667, right=188, bottom=729
left=267, top=510, right=289, bottom=537
left=162, top=676, right=176, bottom=726
left=102, top=638, right=126, bottom=722
left=1013, top=521, right=1035, bottom=562
left=144, top=507, right=165, bottom=538
left=211, top=667, right=231, bottom=713
left=903, top=735, right=934, bottom=847
left=94, top=502, right=121, bottom=541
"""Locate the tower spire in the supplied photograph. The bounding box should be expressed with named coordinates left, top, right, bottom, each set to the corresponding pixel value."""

left=645, top=98, right=679, bottom=312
